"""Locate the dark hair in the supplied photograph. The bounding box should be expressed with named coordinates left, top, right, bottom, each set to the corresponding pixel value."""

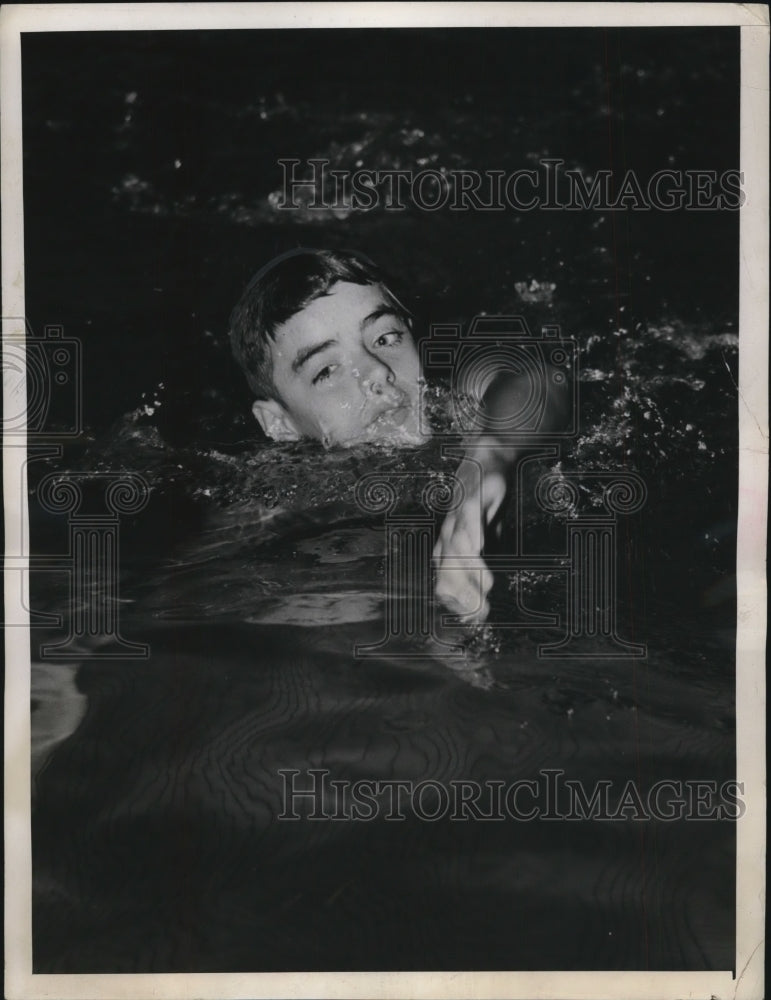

left=229, top=247, right=410, bottom=401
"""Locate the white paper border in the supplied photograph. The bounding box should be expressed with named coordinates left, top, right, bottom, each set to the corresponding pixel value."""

left=3, top=4, right=767, bottom=999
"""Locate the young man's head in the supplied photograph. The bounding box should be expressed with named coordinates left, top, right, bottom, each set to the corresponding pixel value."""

left=229, top=248, right=426, bottom=447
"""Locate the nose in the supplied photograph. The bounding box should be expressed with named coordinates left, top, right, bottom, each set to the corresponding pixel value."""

left=368, top=370, right=395, bottom=395
left=361, top=355, right=397, bottom=398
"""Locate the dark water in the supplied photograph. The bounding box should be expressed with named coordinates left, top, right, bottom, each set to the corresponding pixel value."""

left=23, top=28, right=738, bottom=972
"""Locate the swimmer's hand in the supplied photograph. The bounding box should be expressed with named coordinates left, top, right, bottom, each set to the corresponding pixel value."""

left=433, top=454, right=507, bottom=623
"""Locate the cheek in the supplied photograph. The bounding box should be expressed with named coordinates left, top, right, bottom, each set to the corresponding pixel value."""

left=313, top=393, right=360, bottom=431
left=281, top=388, right=327, bottom=435
left=333, top=397, right=363, bottom=428
left=395, top=347, right=421, bottom=385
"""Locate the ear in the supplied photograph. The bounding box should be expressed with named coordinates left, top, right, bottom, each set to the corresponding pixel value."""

left=251, top=399, right=301, bottom=442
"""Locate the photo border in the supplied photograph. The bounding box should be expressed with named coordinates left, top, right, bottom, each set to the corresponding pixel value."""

left=3, top=4, right=767, bottom=998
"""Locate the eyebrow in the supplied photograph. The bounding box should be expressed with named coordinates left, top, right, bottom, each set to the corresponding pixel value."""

left=291, top=338, right=337, bottom=374
left=359, top=305, right=408, bottom=329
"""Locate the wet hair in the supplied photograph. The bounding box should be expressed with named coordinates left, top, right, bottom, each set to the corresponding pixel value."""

left=229, top=247, right=411, bottom=402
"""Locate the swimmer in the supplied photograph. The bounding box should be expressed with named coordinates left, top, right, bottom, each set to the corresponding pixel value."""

left=229, top=248, right=425, bottom=449
left=229, top=248, right=567, bottom=621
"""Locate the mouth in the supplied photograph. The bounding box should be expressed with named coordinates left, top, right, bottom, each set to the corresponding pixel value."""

left=331, top=394, right=430, bottom=449
left=352, top=398, right=431, bottom=448
left=379, top=402, right=410, bottom=426
left=368, top=400, right=412, bottom=432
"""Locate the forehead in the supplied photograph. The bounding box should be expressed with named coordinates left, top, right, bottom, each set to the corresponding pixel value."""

left=274, top=281, right=397, bottom=344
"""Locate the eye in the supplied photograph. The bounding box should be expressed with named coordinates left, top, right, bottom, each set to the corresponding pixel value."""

left=312, top=364, right=337, bottom=386
left=373, top=330, right=404, bottom=349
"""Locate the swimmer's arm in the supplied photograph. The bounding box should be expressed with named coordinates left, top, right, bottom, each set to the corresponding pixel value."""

left=433, top=364, right=570, bottom=621
left=465, top=362, right=571, bottom=466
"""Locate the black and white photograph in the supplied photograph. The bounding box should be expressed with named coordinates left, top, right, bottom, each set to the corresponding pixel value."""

left=2, top=4, right=767, bottom=998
